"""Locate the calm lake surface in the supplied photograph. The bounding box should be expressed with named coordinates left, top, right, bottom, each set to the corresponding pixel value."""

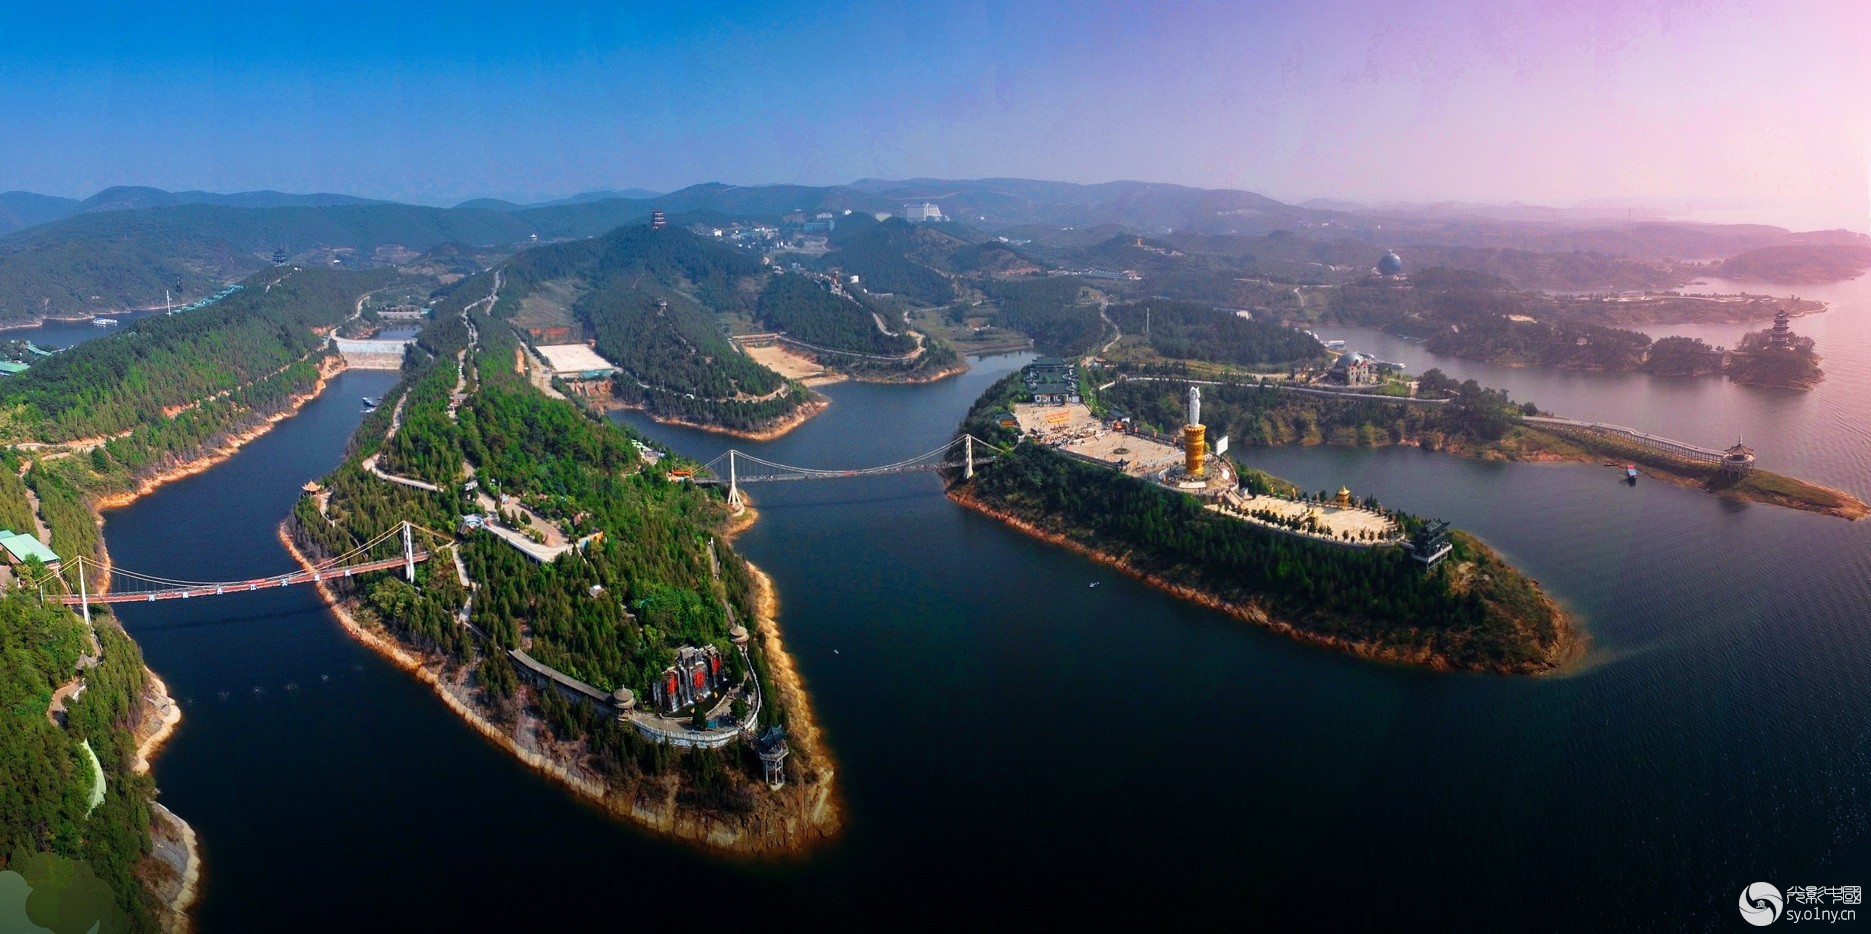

left=116, top=275, right=1871, bottom=929
left=4, top=311, right=161, bottom=350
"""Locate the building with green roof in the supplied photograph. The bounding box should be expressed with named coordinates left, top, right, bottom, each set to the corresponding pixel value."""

left=0, top=530, right=60, bottom=568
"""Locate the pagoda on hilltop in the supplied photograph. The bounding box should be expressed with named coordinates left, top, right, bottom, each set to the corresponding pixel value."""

left=1769, top=309, right=1794, bottom=349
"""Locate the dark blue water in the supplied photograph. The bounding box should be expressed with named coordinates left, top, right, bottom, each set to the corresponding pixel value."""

left=3, top=310, right=163, bottom=350
left=116, top=274, right=1871, bottom=928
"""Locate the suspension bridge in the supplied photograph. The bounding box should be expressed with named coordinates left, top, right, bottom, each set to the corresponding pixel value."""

left=38, top=522, right=449, bottom=621
left=696, top=434, right=1002, bottom=507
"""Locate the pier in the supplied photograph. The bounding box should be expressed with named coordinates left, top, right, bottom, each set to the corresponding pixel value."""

left=1521, top=416, right=1731, bottom=465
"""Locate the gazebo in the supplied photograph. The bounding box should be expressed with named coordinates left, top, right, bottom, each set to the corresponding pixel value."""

left=1721, top=440, right=1756, bottom=476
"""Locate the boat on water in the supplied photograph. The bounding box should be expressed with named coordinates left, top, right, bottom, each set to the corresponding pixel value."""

left=362, top=396, right=380, bottom=406
left=1626, top=464, right=1639, bottom=483
left=92, top=318, right=119, bottom=327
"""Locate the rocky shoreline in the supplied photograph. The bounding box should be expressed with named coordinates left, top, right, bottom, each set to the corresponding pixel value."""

left=948, top=485, right=1580, bottom=675
left=1230, top=425, right=1866, bottom=521
left=65, top=354, right=352, bottom=930
left=93, top=356, right=344, bottom=512
left=130, top=670, right=198, bottom=933
left=599, top=393, right=830, bottom=441
left=1495, top=426, right=1866, bottom=519
left=279, top=522, right=842, bottom=855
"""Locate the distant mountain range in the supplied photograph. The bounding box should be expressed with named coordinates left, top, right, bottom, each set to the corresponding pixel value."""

left=0, top=178, right=1861, bottom=326
left=0, top=187, right=394, bottom=235
left=453, top=188, right=664, bottom=211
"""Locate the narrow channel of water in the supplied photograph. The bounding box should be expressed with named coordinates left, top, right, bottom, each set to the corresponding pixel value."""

left=103, top=273, right=1871, bottom=928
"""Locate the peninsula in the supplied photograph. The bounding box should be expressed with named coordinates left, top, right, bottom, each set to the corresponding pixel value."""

left=950, top=367, right=1578, bottom=674
left=1098, top=374, right=1865, bottom=520
left=288, top=264, right=841, bottom=854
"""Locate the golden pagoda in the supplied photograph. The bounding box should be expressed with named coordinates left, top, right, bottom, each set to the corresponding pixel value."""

left=1335, top=486, right=1352, bottom=508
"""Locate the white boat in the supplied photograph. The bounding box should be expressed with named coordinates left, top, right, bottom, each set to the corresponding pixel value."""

left=92, top=318, right=119, bottom=327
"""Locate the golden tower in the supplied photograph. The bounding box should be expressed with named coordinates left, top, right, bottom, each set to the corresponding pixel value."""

left=1184, top=386, right=1206, bottom=478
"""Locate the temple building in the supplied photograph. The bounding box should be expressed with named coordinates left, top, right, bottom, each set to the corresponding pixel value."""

left=650, top=645, right=729, bottom=714
left=1406, top=520, right=1453, bottom=571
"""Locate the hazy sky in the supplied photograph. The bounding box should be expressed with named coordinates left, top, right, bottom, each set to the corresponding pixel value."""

left=2, top=0, right=1866, bottom=229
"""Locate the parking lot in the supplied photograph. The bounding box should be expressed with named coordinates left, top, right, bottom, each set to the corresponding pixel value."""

left=1013, top=402, right=1184, bottom=478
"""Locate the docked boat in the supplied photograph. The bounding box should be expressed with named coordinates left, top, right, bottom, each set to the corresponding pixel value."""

left=1626, top=464, right=1639, bottom=483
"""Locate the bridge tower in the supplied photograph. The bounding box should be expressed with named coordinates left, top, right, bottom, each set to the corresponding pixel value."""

left=402, top=521, right=416, bottom=582
left=964, top=434, right=974, bottom=480
left=75, top=556, right=91, bottom=628
left=726, top=451, right=744, bottom=511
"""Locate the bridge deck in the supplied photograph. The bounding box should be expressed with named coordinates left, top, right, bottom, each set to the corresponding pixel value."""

left=55, top=552, right=430, bottom=605
left=693, top=458, right=996, bottom=484
left=1521, top=416, right=1727, bottom=461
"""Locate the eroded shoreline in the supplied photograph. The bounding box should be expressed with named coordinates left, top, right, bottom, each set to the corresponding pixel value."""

left=73, top=354, right=357, bottom=929
left=93, top=357, right=344, bottom=513
left=599, top=394, right=830, bottom=441
left=948, top=485, right=1582, bottom=675
left=279, top=519, right=842, bottom=855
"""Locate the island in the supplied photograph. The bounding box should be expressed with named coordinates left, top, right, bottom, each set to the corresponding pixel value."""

left=947, top=364, right=1579, bottom=674
left=286, top=267, right=841, bottom=854
left=1298, top=269, right=1830, bottom=388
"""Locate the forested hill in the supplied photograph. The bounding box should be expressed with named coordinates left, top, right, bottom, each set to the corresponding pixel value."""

left=755, top=272, right=916, bottom=356
left=0, top=198, right=644, bottom=326
left=953, top=374, right=1571, bottom=673
left=0, top=591, right=169, bottom=930
left=1107, top=299, right=1326, bottom=368
left=0, top=269, right=409, bottom=932
left=1713, top=243, right=1871, bottom=284
left=486, top=224, right=809, bottom=433
left=0, top=234, right=254, bottom=327
left=291, top=280, right=836, bottom=846
left=820, top=215, right=959, bottom=305
left=975, top=277, right=1102, bottom=355
left=0, top=266, right=395, bottom=443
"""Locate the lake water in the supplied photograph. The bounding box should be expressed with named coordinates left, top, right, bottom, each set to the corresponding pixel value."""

left=3, top=310, right=163, bottom=350
left=114, top=274, right=1871, bottom=928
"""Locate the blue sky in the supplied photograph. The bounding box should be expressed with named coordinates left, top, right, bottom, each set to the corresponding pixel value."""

left=1, top=0, right=1865, bottom=229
